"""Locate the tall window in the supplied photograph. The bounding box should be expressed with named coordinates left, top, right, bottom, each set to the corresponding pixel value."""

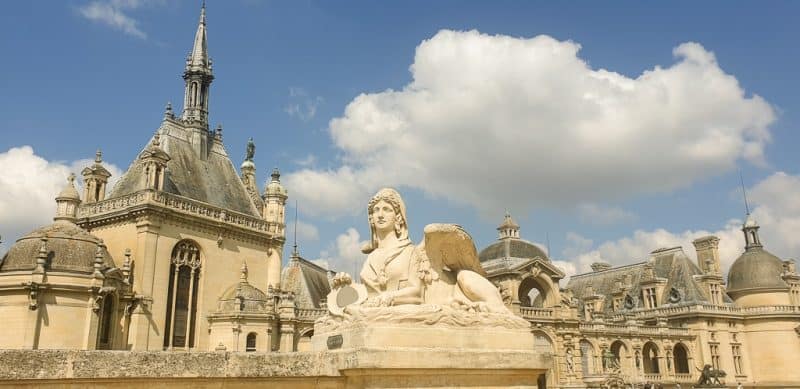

left=673, top=343, right=690, bottom=374
left=246, top=333, right=257, bottom=352
left=164, top=240, right=201, bottom=349
left=97, top=296, right=115, bottom=350
left=643, top=342, right=660, bottom=374
left=709, top=283, right=722, bottom=305
left=709, top=343, right=721, bottom=370
left=643, top=288, right=658, bottom=308
left=580, top=340, right=594, bottom=376
left=731, top=344, right=743, bottom=375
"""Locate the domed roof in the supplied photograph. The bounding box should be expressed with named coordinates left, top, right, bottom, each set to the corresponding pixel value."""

left=727, top=247, right=788, bottom=293
left=56, top=174, right=80, bottom=200
left=217, top=266, right=270, bottom=313
left=479, top=238, right=548, bottom=263
left=264, top=168, right=287, bottom=197
left=240, top=160, right=255, bottom=170
left=0, top=221, right=115, bottom=273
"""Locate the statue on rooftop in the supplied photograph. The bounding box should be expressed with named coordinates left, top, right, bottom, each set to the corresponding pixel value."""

left=245, top=137, right=255, bottom=161
left=320, top=188, right=527, bottom=330
left=357, top=188, right=508, bottom=312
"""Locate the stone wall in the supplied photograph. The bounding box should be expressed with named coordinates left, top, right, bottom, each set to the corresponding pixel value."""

left=0, top=348, right=547, bottom=388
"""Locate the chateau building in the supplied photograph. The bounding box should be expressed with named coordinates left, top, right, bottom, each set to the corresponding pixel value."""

left=0, top=5, right=798, bottom=388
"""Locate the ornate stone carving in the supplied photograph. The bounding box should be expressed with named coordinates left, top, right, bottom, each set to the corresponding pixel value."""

left=319, top=188, right=528, bottom=332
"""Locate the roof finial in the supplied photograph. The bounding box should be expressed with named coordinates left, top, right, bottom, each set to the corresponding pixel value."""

left=240, top=260, right=248, bottom=282
left=67, top=173, right=76, bottom=185
left=739, top=169, right=750, bottom=216
left=200, top=0, right=206, bottom=25
left=95, top=149, right=102, bottom=163
left=293, top=200, right=299, bottom=257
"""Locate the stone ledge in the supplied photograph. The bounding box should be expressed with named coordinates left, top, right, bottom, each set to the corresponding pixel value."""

left=0, top=348, right=550, bottom=381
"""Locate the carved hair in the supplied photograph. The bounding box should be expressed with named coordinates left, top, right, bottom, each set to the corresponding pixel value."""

left=362, top=188, right=409, bottom=254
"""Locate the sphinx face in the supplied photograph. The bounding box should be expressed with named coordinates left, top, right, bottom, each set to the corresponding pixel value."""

left=371, top=200, right=397, bottom=234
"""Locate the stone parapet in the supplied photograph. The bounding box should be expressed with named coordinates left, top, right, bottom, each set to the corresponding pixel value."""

left=0, top=348, right=549, bottom=388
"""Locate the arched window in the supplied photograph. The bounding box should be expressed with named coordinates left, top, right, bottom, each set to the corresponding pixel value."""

left=97, top=296, right=115, bottom=350
left=673, top=343, right=690, bottom=374
left=643, top=342, right=660, bottom=374
left=164, top=240, right=201, bottom=349
left=246, top=332, right=257, bottom=352
left=518, top=277, right=549, bottom=308
left=610, top=340, right=627, bottom=370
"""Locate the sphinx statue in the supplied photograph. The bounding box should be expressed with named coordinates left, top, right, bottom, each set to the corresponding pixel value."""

left=318, top=188, right=528, bottom=331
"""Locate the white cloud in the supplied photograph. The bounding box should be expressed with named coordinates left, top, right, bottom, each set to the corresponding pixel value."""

left=560, top=171, right=800, bottom=280
left=285, top=87, right=323, bottom=122
left=0, top=147, right=122, bottom=254
left=77, top=0, right=164, bottom=39
left=285, top=30, right=775, bottom=219
left=312, top=228, right=368, bottom=275
left=292, top=220, right=319, bottom=242
left=577, top=203, right=637, bottom=225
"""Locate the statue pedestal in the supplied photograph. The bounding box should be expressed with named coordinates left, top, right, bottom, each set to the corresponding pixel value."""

left=312, top=308, right=549, bottom=388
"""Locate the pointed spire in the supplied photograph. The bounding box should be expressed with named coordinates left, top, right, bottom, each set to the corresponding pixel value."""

left=187, top=1, right=210, bottom=71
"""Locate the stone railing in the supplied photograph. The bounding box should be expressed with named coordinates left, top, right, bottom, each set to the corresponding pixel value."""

left=79, top=189, right=284, bottom=236
left=674, top=373, right=693, bottom=381
left=643, top=373, right=661, bottom=382
left=578, top=323, right=689, bottom=336
left=296, top=308, right=326, bottom=321
left=606, top=304, right=799, bottom=322
left=519, top=307, right=555, bottom=319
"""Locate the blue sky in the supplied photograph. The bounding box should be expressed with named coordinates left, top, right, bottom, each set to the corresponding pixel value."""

left=2, top=1, right=799, bottom=279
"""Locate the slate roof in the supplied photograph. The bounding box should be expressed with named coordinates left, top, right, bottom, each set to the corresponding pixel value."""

left=479, top=238, right=549, bottom=263
left=281, top=254, right=333, bottom=309
left=565, top=247, right=732, bottom=317
left=0, top=221, right=116, bottom=274
left=727, top=247, right=788, bottom=293
left=109, top=126, right=260, bottom=217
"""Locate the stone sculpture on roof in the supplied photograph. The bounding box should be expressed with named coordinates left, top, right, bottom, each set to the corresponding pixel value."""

left=316, top=188, right=529, bottom=335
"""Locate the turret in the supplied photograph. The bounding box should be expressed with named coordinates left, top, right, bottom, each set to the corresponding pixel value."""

left=263, top=168, right=288, bottom=230
left=54, top=174, right=82, bottom=223
left=263, top=168, right=288, bottom=289
left=81, top=150, right=112, bottom=203
left=139, top=133, right=171, bottom=191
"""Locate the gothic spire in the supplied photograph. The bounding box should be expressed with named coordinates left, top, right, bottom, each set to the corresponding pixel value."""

left=188, top=2, right=209, bottom=70
left=181, top=2, right=214, bottom=126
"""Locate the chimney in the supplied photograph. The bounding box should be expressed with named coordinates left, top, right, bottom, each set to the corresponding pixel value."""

left=692, top=236, right=721, bottom=274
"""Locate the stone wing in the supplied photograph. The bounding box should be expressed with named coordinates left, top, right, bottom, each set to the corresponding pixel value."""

left=422, top=223, right=487, bottom=277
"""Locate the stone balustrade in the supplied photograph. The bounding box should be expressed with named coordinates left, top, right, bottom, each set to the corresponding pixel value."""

left=518, top=307, right=555, bottom=319
left=78, top=189, right=284, bottom=236
left=296, top=308, right=326, bottom=320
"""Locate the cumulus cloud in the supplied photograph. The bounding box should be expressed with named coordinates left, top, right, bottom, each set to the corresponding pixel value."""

left=560, top=171, right=800, bottom=279
left=0, top=147, right=122, bottom=254
left=77, top=0, right=164, bottom=39
left=285, top=30, right=775, bottom=219
left=312, top=228, right=368, bottom=274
